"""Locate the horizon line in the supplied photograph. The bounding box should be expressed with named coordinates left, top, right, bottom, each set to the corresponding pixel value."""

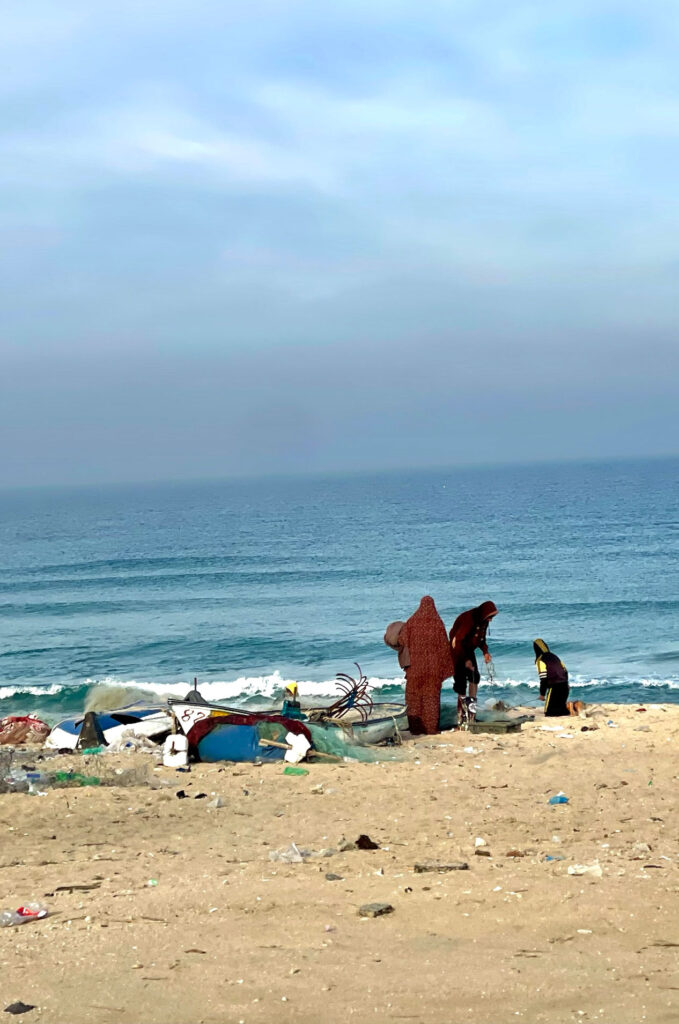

left=1, top=451, right=677, bottom=496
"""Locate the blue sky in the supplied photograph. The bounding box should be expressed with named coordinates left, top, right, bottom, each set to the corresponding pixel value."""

left=1, top=1, right=678, bottom=485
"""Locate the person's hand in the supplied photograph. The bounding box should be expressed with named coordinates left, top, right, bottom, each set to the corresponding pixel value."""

left=483, top=651, right=492, bottom=664
left=539, top=695, right=545, bottom=702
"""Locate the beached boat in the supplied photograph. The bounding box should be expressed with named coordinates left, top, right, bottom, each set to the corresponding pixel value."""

left=168, top=697, right=407, bottom=747
left=45, top=705, right=173, bottom=750
left=183, top=709, right=312, bottom=764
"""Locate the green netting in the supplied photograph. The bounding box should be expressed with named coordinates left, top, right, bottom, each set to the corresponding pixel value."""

left=307, top=723, right=403, bottom=762
left=256, top=720, right=291, bottom=744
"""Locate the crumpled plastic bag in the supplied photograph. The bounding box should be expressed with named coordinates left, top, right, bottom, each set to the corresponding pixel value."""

left=268, top=842, right=310, bottom=863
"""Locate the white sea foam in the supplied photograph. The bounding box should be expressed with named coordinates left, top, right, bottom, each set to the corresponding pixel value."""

left=79, top=671, right=408, bottom=702
left=2, top=671, right=679, bottom=704
left=0, top=683, right=67, bottom=700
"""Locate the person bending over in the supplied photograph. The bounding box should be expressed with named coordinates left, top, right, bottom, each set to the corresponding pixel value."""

left=449, top=601, right=498, bottom=726
left=533, top=638, right=571, bottom=716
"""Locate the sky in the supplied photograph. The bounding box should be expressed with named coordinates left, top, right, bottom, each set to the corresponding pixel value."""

left=1, top=0, right=678, bottom=487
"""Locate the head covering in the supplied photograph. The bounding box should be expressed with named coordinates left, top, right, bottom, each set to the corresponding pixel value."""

left=533, top=638, right=549, bottom=661
left=384, top=621, right=405, bottom=649
left=477, top=600, right=498, bottom=621
left=449, top=600, right=498, bottom=648
left=384, top=620, right=410, bottom=668
left=400, top=596, right=454, bottom=685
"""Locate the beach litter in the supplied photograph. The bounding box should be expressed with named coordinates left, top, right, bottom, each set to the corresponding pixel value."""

left=283, top=766, right=309, bottom=777
left=568, top=863, right=603, bottom=878
left=269, top=842, right=310, bottom=864
left=358, top=902, right=394, bottom=918
left=414, top=861, right=469, bottom=873
left=549, top=792, right=569, bottom=805
left=163, top=734, right=189, bottom=768
left=4, top=1003, right=37, bottom=1016
left=355, top=833, right=380, bottom=850
left=607, top=720, right=618, bottom=728
left=0, top=903, right=48, bottom=928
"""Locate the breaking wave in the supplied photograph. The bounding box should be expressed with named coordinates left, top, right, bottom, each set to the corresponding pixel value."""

left=2, top=670, right=679, bottom=722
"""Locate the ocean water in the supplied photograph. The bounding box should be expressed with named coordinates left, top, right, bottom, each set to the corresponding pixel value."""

left=1, top=458, right=678, bottom=722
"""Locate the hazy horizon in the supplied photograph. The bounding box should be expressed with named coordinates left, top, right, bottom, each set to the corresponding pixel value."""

left=0, top=451, right=677, bottom=496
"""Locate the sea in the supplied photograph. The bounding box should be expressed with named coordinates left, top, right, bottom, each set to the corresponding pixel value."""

left=1, top=458, right=678, bottom=723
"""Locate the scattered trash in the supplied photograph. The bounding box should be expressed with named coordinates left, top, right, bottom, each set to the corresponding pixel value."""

left=606, top=721, right=618, bottom=728
left=414, top=861, right=469, bottom=873
left=80, top=746, right=104, bottom=756
left=358, top=902, right=394, bottom=918
left=631, top=842, right=651, bottom=856
left=51, top=883, right=100, bottom=894
left=549, top=793, right=569, bottom=805
left=0, top=903, right=48, bottom=928
left=474, top=837, right=487, bottom=847
left=505, top=850, right=526, bottom=859
left=4, top=1002, right=37, bottom=1015
left=193, top=793, right=207, bottom=799
left=284, top=731, right=311, bottom=764
left=207, top=795, right=224, bottom=809
left=107, top=733, right=160, bottom=755
left=545, top=855, right=565, bottom=862
left=325, top=873, right=343, bottom=881
left=175, top=790, right=187, bottom=799
left=337, top=837, right=357, bottom=852
left=269, top=843, right=310, bottom=863
left=356, top=834, right=380, bottom=850
left=310, top=784, right=324, bottom=795
left=283, top=766, right=309, bottom=777
left=146, top=879, right=158, bottom=887
left=475, top=848, right=492, bottom=858
left=567, top=863, right=602, bottom=878
left=52, top=771, right=101, bottom=788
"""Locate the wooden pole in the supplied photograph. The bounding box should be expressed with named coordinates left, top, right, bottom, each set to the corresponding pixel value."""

left=258, top=738, right=340, bottom=761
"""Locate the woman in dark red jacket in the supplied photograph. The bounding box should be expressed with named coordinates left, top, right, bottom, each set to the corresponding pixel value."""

left=449, top=600, right=498, bottom=726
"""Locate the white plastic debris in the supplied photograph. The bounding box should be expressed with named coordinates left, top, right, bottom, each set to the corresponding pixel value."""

left=567, top=863, right=603, bottom=878
left=269, top=842, right=309, bottom=864
left=284, top=732, right=311, bottom=764
left=163, top=733, right=189, bottom=768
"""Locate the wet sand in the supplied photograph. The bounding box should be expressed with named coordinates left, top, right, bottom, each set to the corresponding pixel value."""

left=1, top=703, right=678, bottom=1024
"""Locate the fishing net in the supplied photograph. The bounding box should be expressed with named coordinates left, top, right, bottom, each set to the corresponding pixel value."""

left=307, top=723, right=403, bottom=762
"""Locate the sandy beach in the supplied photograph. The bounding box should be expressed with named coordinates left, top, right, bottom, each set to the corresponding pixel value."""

left=1, top=703, right=678, bottom=1024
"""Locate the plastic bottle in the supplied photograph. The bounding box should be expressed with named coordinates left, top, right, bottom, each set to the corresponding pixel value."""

left=26, top=772, right=49, bottom=796
left=0, top=903, right=48, bottom=927
left=6, top=768, right=29, bottom=793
